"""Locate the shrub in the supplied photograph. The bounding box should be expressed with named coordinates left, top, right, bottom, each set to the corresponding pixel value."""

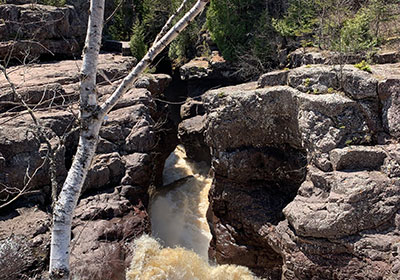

left=106, top=0, right=136, bottom=41
left=206, top=0, right=278, bottom=79
left=168, top=0, right=201, bottom=64
left=364, top=0, right=400, bottom=40
left=271, top=0, right=318, bottom=38
left=168, top=21, right=200, bottom=64
left=336, top=11, right=377, bottom=53
left=126, top=0, right=200, bottom=64
left=354, top=60, right=372, bottom=73
left=272, top=0, right=400, bottom=55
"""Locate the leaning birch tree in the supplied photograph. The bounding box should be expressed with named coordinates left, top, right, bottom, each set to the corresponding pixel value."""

left=49, top=0, right=209, bottom=279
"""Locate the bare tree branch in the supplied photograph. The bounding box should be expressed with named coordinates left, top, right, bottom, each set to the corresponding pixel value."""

left=0, top=64, right=63, bottom=211
left=0, top=148, right=49, bottom=210
left=152, top=0, right=190, bottom=46
left=103, top=0, right=126, bottom=26
left=99, top=0, right=209, bottom=117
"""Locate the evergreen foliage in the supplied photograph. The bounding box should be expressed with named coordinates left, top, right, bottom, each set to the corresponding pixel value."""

left=206, top=0, right=268, bottom=61
left=273, top=0, right=400, bottom=54
left=105, top=0, right=398, bottom=76
left=206, top=0, right=278, bottom=79
left=167, top=0, right=201, bottom=65
left=124, top=0, right=200, bottom=64
left=168, top=20, right=200, bottom=64
left=130, top=19, right=148, bottom=60
left=338, top=10, right=377, bottom=53
left=107, top=0, right=135, bottom=41
left=271, top=0, right=318, bottom=38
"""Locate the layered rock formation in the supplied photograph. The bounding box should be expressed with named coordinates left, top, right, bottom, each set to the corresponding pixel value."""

left=0, top=54, right=173, bottom=279
left=0, top=3, right=87, bottom=61
left=288, top=47, right=400, bottom=68
left=199, top=63, right=400, bottom=279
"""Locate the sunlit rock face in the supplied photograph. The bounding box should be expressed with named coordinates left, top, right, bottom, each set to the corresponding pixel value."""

left=201, top=64, right=400, bottom=280
left=0, top=54, right=174, bottom=280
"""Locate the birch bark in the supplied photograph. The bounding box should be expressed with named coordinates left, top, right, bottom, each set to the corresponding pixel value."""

left=49, top=0, right=104, bottom=278
left=49, top=0, right=209, bottom=279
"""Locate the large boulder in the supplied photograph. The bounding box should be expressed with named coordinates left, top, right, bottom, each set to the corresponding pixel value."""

left=70, top=186, right=150, bottom=280
left=179, top=52, right=232, bottom=81
left=257, top=69, right=289, bottom=88
left=178, top=114, right=210, bottom=163
left=180, top=99, right=205, bottom=120
left=288, top=47, right=400, bottom=68
left=134, top=74, right=172, bottom=96
left=284, top=167, right=400, bottom=239
left=179, top=52, right=238, bottom=97
left=269, top=147, right=400, bottom=279
left=204, top=84, right=302, bottom=151
left=0, top=53, right=136, bottom=113
left=296, top=90, right=375, bottom=171
left=288, top=64, right=378, bottom=100
left=0, top=110, right=72, bottom=200
left=329, top=146, right=387, bottom=171
left=0, top=207, right=51, bottom=280
left=0, top=54, right=141, bottom=198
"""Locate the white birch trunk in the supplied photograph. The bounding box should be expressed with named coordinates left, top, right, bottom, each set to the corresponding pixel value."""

left=49, top=0, right=209, bottom=279
left=49, top=126, right=101, bottom=280
left=49, top=0, right=105, bottom=278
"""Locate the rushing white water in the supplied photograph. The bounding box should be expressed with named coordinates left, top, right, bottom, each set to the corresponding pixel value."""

left=150, top=145, right=212, bottom=260
left=126, top=235, right=258, bottom=280
left=126, top=145, right=260, bottom=280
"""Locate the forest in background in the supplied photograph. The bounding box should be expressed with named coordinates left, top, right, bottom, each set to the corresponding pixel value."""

left=29, top=0, right=400, bottom=79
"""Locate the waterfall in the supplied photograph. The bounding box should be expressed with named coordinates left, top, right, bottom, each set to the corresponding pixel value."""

left=150, top=145, right=212, bottom=259
left=126, top=145, right=260, bottom=280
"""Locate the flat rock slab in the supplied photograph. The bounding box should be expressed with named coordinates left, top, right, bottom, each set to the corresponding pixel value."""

left=257, top=69, right=289, bottom=88
left=330, top=146, right=387, bottom=171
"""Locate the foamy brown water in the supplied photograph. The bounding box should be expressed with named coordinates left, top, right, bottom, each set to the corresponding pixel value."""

left=126, top=235, right=259, bottom=280
left=150, top=145, right=212, bottom=259
left=127, top=146, right=260, bottom=280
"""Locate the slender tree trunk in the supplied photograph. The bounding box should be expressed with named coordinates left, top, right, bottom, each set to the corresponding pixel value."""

left=49, top=0, right=209, bottom=279
left=49, top=0, right=105, bottom=278
left=49, top=126, right=101, bottom=280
